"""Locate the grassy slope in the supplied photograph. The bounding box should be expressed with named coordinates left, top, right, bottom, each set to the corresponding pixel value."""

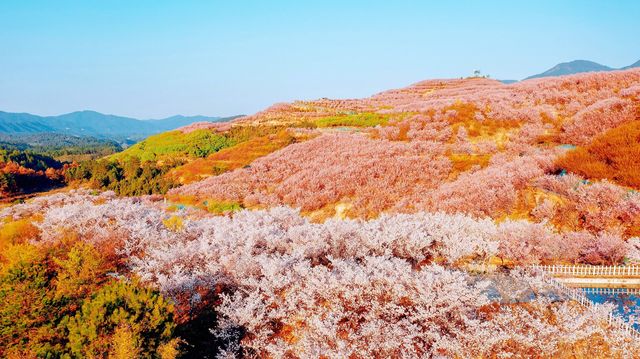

left=168, top=130, right=302, bottom=184
left=109, top=111, right=395, bottom=188
left=109, top=129, right=235, bottom=163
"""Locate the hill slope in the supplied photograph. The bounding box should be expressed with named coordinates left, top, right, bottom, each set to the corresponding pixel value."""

left=172, top=68, right=640, bottom=225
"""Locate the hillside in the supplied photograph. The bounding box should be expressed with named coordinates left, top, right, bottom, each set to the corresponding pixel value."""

left=0, top=110, right=241, bottom=143
left=172, top=69, right=640, bottom=222
left=2, top=69, right=640, bottom=357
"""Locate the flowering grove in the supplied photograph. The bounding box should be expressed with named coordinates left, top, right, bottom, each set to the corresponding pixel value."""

left=2, top=68, right=640, bottom=357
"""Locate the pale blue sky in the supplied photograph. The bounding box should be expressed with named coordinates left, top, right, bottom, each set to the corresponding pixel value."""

left=1, top=1, right=639, bottom=118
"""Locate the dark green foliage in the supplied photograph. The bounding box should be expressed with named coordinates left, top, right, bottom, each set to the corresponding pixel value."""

left=0, top=172, right=17, bottom=194
left=0, top=147, right=63, bottom=171
left=0, top=241, right=110, bottom=357
left=65, top=280, right=176, bottom=358
left=0, top=239, right=177, bottom=358
left=0, top=251, right=67, bottom=356
left=0, top=133, right=123, bottom=161
left=65, top=159, right=180, bottom=196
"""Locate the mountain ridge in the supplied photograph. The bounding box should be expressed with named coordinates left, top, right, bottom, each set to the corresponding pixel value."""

left=0, top=110, right=242, bottom=143
left=524, top=59, right=639, bottom=80
left=622, top=60, right=640, bottom=70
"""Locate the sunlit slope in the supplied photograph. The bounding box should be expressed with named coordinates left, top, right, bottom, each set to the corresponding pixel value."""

left=109, top=128, right=236, bottom=163
left=170, top=70, right=640, bottom=224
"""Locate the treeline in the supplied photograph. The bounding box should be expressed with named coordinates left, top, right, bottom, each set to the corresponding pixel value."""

left=66, top=157, right=181, bottom=196
left=0, top=135, right=189, bottom=198
left=1, top=148, right=179, bottom=199
left=0, top=148, right=66, bottom=198
left=0, top=147, right=63, bottom=171
left=0, top=133, right=123, bottom=161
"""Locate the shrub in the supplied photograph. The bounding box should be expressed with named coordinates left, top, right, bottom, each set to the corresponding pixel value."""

left=162, top=215, right=184, bottom=232
left=557, top=120, right=640, bottom=189
left=206, top=201, right=243, bottom=214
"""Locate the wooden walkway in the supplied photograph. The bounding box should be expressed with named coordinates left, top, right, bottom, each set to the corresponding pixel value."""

left=466, top=263, right=640, bottom=288
left=465, top=263, right=640, bottom=337
left=537, top=272, right=640, bottom=338
left=530, top=264, right=640, bottom=289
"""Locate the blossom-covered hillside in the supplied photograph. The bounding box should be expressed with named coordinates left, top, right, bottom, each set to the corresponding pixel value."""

left=2, top=69, right=640, bottom=357
left=174, top=69, right=640, bottom=233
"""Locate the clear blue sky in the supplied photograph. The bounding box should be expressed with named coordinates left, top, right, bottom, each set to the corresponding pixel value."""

left=1, top=0, right=639, bottom=118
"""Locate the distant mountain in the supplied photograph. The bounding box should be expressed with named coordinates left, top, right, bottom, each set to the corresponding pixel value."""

left=525, top=60, right=613, bottom=80
left=622, top=60, right=640, bottom=70
left=0, top=132, right=122, bottom=151
left=0, top=110, right=241, bottom=143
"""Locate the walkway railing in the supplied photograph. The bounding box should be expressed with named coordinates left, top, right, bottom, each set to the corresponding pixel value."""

left=464, top=263, right=640, bottom=338
left=581, top=287, right=640, bottom=295
left=532, top=267, right=640, bottom=339
left=530, top=264, right=640, bottom=277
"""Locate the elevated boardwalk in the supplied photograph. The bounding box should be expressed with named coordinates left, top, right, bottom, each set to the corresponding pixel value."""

left=531, top=264, right=640, bottom=289
left=465, top=263, right=640, bottom=338
left=466, top=263, right=640, bottom=289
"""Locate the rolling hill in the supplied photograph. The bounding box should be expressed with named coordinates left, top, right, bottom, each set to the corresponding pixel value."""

left=170, top=67, right=640, bottom=222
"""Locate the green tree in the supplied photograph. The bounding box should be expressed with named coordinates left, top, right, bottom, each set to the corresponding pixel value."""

left=65, top=279, right=176, bottom=358
left=0, top=244, right=67, bottom=357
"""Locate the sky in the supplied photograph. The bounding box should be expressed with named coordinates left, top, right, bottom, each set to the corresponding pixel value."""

left=1, top=0, right=639, bottom=119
